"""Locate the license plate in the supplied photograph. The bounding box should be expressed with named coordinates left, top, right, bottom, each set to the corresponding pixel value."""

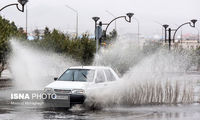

left=55, top=95, right=69, bottom=100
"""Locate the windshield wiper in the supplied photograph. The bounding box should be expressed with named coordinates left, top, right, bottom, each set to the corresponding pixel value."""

left=82, top=73, right=87, bottom=79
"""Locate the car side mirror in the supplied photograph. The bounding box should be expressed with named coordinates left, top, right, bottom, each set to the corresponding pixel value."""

left=54, top=77, right=58, bottom=81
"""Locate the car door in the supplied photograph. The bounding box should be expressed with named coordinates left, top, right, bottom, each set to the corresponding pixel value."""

left=104, top=68, right=117, bottom=86
left=90, top=69, right=107, bottom=90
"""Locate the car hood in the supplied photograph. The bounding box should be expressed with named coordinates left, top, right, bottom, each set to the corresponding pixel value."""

left=45, top=81, right=90, bottom=90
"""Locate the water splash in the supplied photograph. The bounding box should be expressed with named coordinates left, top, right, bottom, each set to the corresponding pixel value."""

left=86, top=37, right=198, bottom=108
left=93, top=37, right=144, bottom=75
left=117, top=50, right=195, bottom=105
left=7, top=37, right=199, bottom=107
left=8, top=39, right=79, bottom=90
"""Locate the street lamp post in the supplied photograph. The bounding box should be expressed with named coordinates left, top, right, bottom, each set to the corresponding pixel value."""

left=162, top=24, right=169, bottom=43
left=0, top=0, right=28, bottom=38
left=0, top=0, right=28, bottom=12
left=104, top=13, right=134, bottom=36
left=65, top=5, right=78, bottom=37
left=162, top=25, right=172, bottom=50
left=105, top=11, right=139, bottom=44
left=92, top=13, right=134, bottom=53
left=172, top=19, right=197, bottom=43
left=168, top=28, right=172, bottom=50
left=92, top=17, right=100, bottom=53
left=163, top=19, right=197, bottom=51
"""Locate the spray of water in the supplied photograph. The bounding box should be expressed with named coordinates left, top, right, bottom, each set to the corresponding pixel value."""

left=7, top=37, right=198, bottom=108
left=93, top=36, right=144, bottom=75
left=8, top=39, right=79, bottom=90
left=85, top=37, right=198, bottom=108
left=118, top=50, right=195, bottom=104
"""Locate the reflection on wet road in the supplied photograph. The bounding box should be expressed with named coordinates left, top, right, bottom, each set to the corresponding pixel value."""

left=1, top=99, right=200, bottom=120
left=1, top=82, right=200, bottom=120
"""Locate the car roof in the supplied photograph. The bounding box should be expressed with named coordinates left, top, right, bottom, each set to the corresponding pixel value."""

left=69, top=66, right=111, bottom=70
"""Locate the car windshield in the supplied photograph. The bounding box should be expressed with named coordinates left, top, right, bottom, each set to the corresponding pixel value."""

left=58, top=69, right=95, bottom=82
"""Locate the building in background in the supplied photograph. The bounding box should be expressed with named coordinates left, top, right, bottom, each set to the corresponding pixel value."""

left=163, top=34, right=200, bottom=50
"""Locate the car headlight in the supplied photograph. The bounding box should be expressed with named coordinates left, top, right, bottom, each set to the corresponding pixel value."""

left=71, top=89, right=85, bottom=94
left=44, top=88, right=53, bottom=92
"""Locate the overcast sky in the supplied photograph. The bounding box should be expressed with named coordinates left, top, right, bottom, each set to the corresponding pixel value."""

left=0, top=0, right=200, bottom=37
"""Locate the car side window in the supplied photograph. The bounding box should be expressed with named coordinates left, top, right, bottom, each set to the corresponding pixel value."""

left=104, top=69, right=116, bottom=81
left=95, top=70, right=106, bottom=83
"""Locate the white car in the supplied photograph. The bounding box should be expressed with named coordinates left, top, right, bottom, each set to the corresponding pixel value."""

left=44, top=66, right=119, bottom=106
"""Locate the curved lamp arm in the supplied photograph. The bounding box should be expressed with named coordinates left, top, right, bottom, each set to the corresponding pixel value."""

left=172, top=22, right=190, bottom=42
left=0, top=3, right=25, bottom=12
left=105, top=16, right=125, bottom=33
left=105, top=15, right=131, bottom=35
left=172, top=19, right=197, bottom=42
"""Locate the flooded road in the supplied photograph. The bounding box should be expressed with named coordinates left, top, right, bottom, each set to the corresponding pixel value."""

left=1, top=87, right=200, bottom=120
left=1, top=102, right=200, bottom=120
left=1, top=72, right=200, bottom=120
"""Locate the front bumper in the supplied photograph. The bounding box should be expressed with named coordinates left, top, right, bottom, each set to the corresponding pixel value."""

left=44, top=93, right=86, bottom=106
left=70, top=94, right=85, bottom=104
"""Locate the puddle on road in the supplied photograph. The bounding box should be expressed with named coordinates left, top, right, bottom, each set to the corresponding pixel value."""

left=0, top=103, right=200, bottom=120
left=1, top=82, right=200, bottom=120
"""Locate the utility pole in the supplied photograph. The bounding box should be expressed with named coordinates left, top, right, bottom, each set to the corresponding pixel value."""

left=65, top=4, right=78, bottom=37
left=105, top=10, right=117, bottom=31
left=26, top=4, right=28, bottom=36
left=133, top=17, right=140, bottom=45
